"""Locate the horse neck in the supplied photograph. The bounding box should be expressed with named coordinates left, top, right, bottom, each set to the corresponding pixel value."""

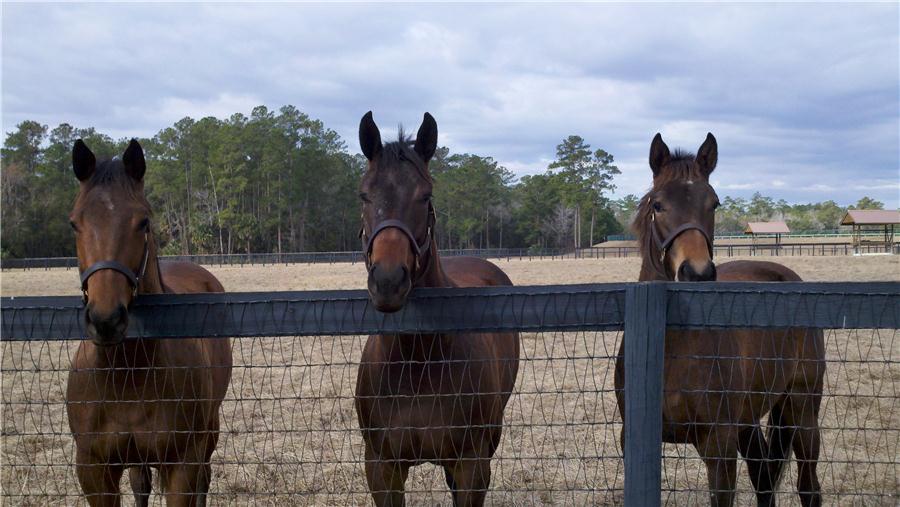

left=638, top=217, right=671, bottom=282
left=137, top=232, right=165, bottom=295
left=394, top=239, right=453, bottom=359
left=414, top=238, right=451, bottom=289
left=639, top=257, right=669, bottom=282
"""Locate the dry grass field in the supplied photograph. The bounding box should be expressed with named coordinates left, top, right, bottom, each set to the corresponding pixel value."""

left=2, top=255, right=898, bottom=505
left=2, top=255, right=898, bottom=296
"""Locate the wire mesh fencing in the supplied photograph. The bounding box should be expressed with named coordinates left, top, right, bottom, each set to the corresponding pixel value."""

left=1, top=286, right=626, bottom=505
left=1, top=282, right=898, bottom=506
left=1, top=332, right=624, bottom=505
left=655, top=283, right=900, bottom=506
left=652, top=325, right=899, bottom=506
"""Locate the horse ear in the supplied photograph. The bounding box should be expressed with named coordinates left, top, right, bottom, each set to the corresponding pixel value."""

left=122, top=139, right=146, bottom=182
left=359, top=111, right=382, bottom=162
left=72, top=139, right=96, bottom=182
left=696, top=132, right=717, bottom=177
left=414, top=112, right=438, bottom=163
left=649, top=133, right=670, bottom=177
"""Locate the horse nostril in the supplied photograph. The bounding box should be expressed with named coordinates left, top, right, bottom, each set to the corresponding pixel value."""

left=88, top=305, right=127, bottom=332
left=678, top=261, right=716, bottom=282
left=677, top=262, right=691, bottom=281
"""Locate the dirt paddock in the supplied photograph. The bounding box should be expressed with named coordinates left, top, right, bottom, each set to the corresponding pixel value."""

left=2, top=256, right=898, bottom=505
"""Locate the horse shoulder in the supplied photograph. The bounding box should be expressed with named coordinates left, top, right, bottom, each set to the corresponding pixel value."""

left=157, top=261, right=231, bottom=395
left=159, top=261, right=225, bottom=294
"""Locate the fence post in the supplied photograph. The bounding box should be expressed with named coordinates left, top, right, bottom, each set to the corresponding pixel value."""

left=624, top=282, right=666, bottom=507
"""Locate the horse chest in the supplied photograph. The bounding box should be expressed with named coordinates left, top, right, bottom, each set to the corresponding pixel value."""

left=358, top=359, right=493, bottom=461
left=67, top=342, right=219, bottom=463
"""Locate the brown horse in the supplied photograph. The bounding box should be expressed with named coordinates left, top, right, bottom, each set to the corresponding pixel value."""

left=615, top=133, right=824, bottom=506
left=353, top=112, right=520, bottom=506
left=66, top=140, right=232, bottom=506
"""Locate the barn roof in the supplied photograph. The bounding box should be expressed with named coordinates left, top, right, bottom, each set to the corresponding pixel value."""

left=840, top=209, right=900, bottom=226
left=744, top=221, right=790, bottom=234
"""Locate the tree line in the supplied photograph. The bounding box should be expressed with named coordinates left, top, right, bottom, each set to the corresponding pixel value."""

left=610, top=193, right=886, bottom=238
left=0, top=105, right=886, bottom=258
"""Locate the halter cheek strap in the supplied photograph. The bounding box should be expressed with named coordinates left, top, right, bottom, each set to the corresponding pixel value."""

left=360, top=203, right=436, bottom=283
left=79, top=231, right=150, bottom=303
left=650, top=213, right=713, bottom=276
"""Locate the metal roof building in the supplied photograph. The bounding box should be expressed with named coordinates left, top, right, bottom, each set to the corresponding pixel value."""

left=840, top=209, right=899, bottom=254
left=744, top=221, right=790, bottom=250
left=744, top=221, right=791, bottom=235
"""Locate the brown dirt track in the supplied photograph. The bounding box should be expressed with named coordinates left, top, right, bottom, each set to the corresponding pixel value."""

left=2, top=256, right=898, bottom=505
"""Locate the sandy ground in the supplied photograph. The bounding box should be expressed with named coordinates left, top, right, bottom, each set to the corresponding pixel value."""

left=1, top=256, right=898, bottom=505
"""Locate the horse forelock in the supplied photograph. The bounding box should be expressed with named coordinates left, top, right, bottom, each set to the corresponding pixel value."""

left=375, top=128, right=432, bottom=184
left=75, top=159, right=150, bottom=212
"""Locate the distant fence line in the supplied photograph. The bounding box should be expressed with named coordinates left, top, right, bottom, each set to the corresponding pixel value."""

left=4, top=242, right=898, bottom=270
left=608, top=229, right=890, bottom=241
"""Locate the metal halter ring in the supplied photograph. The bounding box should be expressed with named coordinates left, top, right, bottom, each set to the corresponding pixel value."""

left=79, top=231, right=150, bottom=303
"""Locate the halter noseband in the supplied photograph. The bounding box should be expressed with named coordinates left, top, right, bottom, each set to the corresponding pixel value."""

left=650, top=213, right=713, bottom=277
left=79, top=230, right=150, bottom=303
left=360, top=202, right=437, bottom=283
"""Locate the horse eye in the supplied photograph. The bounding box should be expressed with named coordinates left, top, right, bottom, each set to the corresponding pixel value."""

left=359, top=193, right=370, bottom=203
left=712, top=200, right=721, bottom=210
left=422, top=194, right=433, bottom=203
left=652, top=201, right=663, bottom=212
left=138, top=218, right=150, bottom=231
left=69, top=220, right=78, bottom=232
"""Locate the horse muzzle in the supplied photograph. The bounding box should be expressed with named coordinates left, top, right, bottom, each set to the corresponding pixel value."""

left=677, top=260, right=717, bottom=282
left=367, top=263, right=411, bottom=313
left=84, top=304, right=129, bottom=346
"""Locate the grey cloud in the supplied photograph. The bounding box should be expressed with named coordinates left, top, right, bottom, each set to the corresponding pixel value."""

left=2, top=2, right=897, bottom=206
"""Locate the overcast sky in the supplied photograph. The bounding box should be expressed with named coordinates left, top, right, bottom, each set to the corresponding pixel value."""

left=2, top=2, right=898, bottom=206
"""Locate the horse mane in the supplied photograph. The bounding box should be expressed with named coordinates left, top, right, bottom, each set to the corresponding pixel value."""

left=379, top=128, right=433, bottom=183
left=633, top=149, right=704, bottom=274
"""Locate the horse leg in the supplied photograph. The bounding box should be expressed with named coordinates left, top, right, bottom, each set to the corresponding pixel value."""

left=364, top=450, right=409, bottom=507
left=75, top=454, right=124, bottom=507
left=159, top=463, right=208, bottom=507
left=737, top=424, right=775, bottom=507
left=783, top=395, right=822, bottom=507
left=765, top=403, right=794, bottom=502
left=697, top=428, right=738, bottom=507
left=447, top=457, right=492, bottom=507
left=129, top=466, right=153, bottom=507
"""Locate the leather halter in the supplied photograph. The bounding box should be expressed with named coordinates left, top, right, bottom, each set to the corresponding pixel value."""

left=650, top=213, right=713, bottom=276
left=79, top=230, right=150, bottom=303
left=360, top=202, right=437, bottom=283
